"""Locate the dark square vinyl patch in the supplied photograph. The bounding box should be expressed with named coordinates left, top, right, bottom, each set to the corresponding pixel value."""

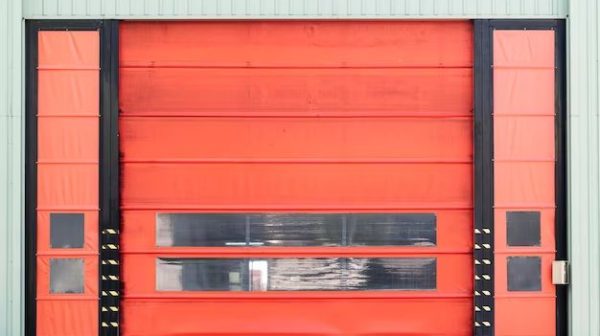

left=50, top=213, right=84, bottom=248
left=507, top=256, right=541, bottom=291
left=506, top=211, right=541, bottom=246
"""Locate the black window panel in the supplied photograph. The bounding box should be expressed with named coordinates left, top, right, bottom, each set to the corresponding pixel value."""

left=156, top=212, right=437, bottom=247
left=266, top=258, right=345, bottom=290
left=347, top=214, right=436, bottom=246
left=156, top=258, right=249, bottom=291
left=507, top=256, right=542, bottom=291
left=50, top=258, right=84, bottom=294
left=506, top=211, right=541, bottom=246
left=50, top=213, right=84, bottom=248
left=346, top=258, right=436, bottom=290
left=249, top=214, right=343, bottom=246
left=156, top=258, right=436, bottom=291
left=156, top=213, right=247, bottom=247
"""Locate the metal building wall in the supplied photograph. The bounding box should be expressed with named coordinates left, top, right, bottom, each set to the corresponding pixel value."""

left=568, top=0, right=600, bottom=335
left=0, top=0, right=598, bottom=335
left=24, top=0, right=567, bottom=19
left=0, top=0, right=24, bottom=336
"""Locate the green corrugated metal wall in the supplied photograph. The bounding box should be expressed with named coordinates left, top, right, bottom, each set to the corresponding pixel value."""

left=24, top=0, right=568, bottom=18
left=568, top=0, right=600, bottom=334
left=0, top=0, right=24, bottom=335
left=1, top=0, right=599, bottom=335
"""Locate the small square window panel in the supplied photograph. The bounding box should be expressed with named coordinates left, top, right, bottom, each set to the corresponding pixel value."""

left=50, top=213, right=84, bottom=248
left=506, top=211, right=541, bottom=247
left=50, top=258, right=84, bottom=294
left=507, top=256, right=541, bottom=292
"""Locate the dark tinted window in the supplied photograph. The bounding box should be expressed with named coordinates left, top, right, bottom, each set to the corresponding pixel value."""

left=156, top=258, right=436, bottom=291
left=249, top=214, right=343, bottom=246
left=346, top=258, right=436, bottom=290
left=157, top=213, right=436, bottom=247
left=507, top=256, right=541, bottom=291
left=506, top=211, right=541, bottom=246
left=50, top=258, right=84, bottom=294
left=156, top=258, right=249, bottom=291
left=156, top=214, right=246, bottom=247
left=347, top=214, right=436, bottom=246
left=50, top=213, right=84, bottom=248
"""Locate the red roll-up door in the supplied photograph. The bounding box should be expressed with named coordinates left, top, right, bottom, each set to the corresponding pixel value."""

left=119, top=21, right=474, bottom=335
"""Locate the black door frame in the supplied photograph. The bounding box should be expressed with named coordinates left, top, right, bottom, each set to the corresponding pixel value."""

left=25, top=19, right=120, bottom=336
left=473, top=19, right=567, bottom=336
left=25, top=19, right=566, bottom=336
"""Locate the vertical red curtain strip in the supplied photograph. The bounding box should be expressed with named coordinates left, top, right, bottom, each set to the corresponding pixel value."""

left=493, top=30, right=556, bottom=335
left=36, top=31, right=100, bottom=336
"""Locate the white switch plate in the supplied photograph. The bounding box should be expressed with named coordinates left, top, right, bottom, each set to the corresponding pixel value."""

left=552, top=260, right=569, bottom=285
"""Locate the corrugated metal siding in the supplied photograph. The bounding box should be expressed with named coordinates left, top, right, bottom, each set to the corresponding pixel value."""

left=23, top=0, right=567, bottom=18
left=0, top=0, right=23, bottom=336
left=569, top=0, right=600, bottom=335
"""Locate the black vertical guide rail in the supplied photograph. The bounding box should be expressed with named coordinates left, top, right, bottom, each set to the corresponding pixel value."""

left=473, top=19, right=495, bottom=336
left=25, top=20, right=39, bottom=336
left=554, top=20, right=568, bottom=336
left=99, top=20, right=120, bottom=336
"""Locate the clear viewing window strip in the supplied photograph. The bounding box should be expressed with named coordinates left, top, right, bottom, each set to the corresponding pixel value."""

left=156, top=258, right=437, bottom=291
left=156, top=213, right=436, bottom=247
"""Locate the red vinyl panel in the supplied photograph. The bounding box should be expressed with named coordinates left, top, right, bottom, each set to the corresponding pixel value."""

left=493, top=30, right=556, bottom=336
left=122, top=299, right=472, bottom=336
left=119, top=68, right=472, bottom=116
left=120, top=21, right=473, bottom=335
left=36, top=31, right=99, bottom=336
left=120, top=117, right=472, bottom=162
left=122, top=163, right=472, bottom=210
left=120, top=21, right=473, bottom=68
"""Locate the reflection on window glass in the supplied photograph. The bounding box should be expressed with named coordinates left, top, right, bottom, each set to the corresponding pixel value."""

left=249, top=260, right=268, bottom=291
left=156, top=258, right=436, bottom=291
left=266, top=258, right=345, bottom=290
left=50, top=213, right=84, bottom=248
left=156, top=258, right=249, bottom=291
left=507, top=256, right=541, bottom=292
left=156, top=213, right=436, bottom=247
left=346, top=258, right=436, bottom=290
left=249, top=214, right=343, bottom=246
left=50, top=258, right=84, bottom=294
left=347, top=214, right=436, bottom=246
left=156, top=213, right=246, bottom=247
